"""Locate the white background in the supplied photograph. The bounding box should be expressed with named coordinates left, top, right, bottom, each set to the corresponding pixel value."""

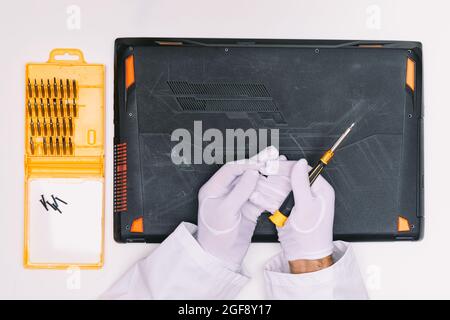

left=0, top=0, right=448, bottom=299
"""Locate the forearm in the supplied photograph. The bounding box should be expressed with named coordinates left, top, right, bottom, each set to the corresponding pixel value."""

left=288, top=255, right=333, bottom=274
left=264, top=242, right=369, bottom=300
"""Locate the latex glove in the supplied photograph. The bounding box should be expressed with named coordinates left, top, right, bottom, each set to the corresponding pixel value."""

left=277, top=159, right=335, bottom=261
left=248, top=155, right=293, bottom=214
left=197, top=146, right=281, bottom=269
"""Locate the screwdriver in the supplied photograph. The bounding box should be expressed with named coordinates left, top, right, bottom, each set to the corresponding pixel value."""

left=269, top=122, right=355, bottom=227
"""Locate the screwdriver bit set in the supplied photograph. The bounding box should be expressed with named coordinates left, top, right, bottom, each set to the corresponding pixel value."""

left=24, top=49, right=105, bottom=269
left=27, top=78, right=77, bottom=155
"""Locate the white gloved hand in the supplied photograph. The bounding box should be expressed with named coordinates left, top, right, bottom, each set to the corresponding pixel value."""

left=277, top=159, right=335, bottom=261
left=248, top=155, right=293, bottom=214
left=197, top=146, right=286, bottom=269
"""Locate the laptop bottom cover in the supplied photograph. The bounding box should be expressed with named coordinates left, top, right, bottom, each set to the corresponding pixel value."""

left=114, top=39, right=423, bottom=243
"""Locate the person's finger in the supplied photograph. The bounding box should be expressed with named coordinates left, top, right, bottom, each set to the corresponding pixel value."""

left=256, top=175, right=291, bottom=199
left=290, top=159, right=313, bottom=204
left=201, top=146, right=279, bottom=196
left=202, top=162, right=263, bottom=196
left=265, top=173, right=291, bottom=187
left=223, top=169, right=260, bottom=212
left=259, top=159, right=296, bottom=176
left=241, top=201, right=265, bottom=223
left=207, top=146, right=279, bottom=189
left=249, top=191, right=286, bottom=213
left=310, top=174, right=335, bottom=199
left=246, top=145, right=279, bottom=163
left=233, top=145, right=279, bottom=167
left=200, top=170, right=260, bottom=229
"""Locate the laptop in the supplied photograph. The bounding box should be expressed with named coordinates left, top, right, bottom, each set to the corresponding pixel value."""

left=114, top=38, right=423, bottom=242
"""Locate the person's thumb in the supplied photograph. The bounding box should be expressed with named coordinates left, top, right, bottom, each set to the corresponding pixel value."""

left=291, top=159, right=313, bottom=205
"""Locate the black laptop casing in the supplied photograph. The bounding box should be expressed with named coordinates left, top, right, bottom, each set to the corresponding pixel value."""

left=114, top=38, right=423, bottom=243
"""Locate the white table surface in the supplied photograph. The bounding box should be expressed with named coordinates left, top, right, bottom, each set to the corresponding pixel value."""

left=0, top=0, right=448, bottom=299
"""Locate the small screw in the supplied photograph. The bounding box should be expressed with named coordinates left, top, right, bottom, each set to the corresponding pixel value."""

left=46, top=201, right=62, bottom=213
left=224, top=48, right=229, bottom=52
left=52, top=194, right=68, bottom=205
left=315, top=48, right=320, bottom=53
left=408, top=114, right=413, bottom=118
left=40, top=195, right=48, bottom=211
left=129, top=112, right=133, bottom=117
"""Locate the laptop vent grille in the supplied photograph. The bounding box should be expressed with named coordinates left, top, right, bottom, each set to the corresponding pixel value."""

left=167, top=81, right=277, bottom=113
left=114, top=143, right=128, bottom=213
left=167, top=81, right=271, bottom=97
left=176, top=97, right=277, bottom=112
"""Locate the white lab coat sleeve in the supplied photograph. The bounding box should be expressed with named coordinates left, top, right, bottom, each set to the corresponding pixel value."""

left=101, top=222, right=249, bottom=300
left=264, top=241, right=368, bottom=300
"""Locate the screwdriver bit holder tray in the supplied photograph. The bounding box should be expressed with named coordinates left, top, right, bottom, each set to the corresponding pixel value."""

left=24, top=49, right=105, bottom=269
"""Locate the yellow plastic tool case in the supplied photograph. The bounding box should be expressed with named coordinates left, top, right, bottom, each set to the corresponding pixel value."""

left=24, top=49, right=105, bottom=269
